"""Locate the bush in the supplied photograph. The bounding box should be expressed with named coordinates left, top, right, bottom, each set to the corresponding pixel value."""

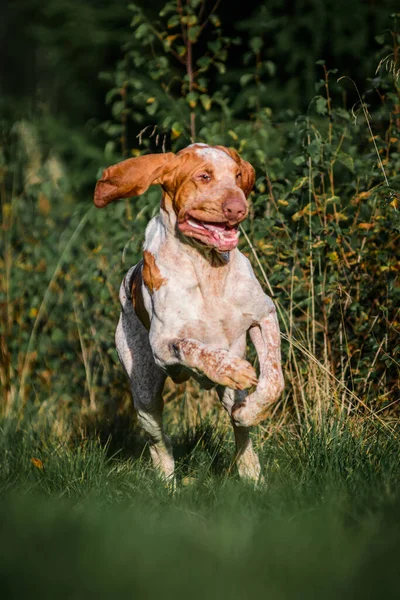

left=0, top=3, right=398, bottom=434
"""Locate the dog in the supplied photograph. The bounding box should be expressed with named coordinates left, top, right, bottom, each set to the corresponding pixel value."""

left=94, top=143, right=284, bottom=482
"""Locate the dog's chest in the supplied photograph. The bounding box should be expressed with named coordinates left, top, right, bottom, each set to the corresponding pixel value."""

left=145, top=233, right=266, bottom=348
left=173, top=262, right=258, bottom=346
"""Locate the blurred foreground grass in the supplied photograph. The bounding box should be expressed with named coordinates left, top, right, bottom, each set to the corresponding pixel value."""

left=1, top=411, right=400, bottom=599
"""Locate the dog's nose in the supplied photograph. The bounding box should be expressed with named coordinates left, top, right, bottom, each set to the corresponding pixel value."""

left=222, top=198, right=247, bottom=224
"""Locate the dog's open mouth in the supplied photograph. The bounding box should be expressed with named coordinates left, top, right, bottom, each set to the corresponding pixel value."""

left=178, top=216, right=240, bottom=252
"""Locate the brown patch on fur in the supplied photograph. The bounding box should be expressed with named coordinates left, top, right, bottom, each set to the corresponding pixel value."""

left=142, top=251, right=167, bottom=294
left=129, top=261, right=150, bottom=331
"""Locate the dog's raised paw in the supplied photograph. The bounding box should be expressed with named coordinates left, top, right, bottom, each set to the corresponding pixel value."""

left=215, top=356, right=258, bottom=390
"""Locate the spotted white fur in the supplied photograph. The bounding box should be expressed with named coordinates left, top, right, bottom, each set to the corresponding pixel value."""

left=194, top=145, right=236, bottom=167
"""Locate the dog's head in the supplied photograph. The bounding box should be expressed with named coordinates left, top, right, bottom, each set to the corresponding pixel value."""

left=94, top=144, right=255, bottom=252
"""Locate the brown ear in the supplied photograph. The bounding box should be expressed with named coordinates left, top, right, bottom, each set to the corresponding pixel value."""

left=214, top=146, right=255, bottom=197
left=94, top=152, right=176, bottom=208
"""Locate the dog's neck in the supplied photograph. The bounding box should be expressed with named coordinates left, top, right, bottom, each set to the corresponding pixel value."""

left=158, top=202, right=232, bottom=268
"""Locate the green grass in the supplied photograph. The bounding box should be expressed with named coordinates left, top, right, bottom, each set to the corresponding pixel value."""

left=1, top=411, right=400, bottom=599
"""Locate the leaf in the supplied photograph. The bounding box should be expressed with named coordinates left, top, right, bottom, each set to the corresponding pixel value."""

left=200, top=94, right=211, bottom=111
left=209, top=14, right=221, bottom=28
left=186, top=91, right=198, bottom=108
left=181, top=15, right=197, bottom=26
left=358, top=223, right=374, bottom=230
left=334, top=108, right=351, bottom=121
left=159, top=3, right=176, bottom=17
left=208, top=40, right=221, bottom=53
left=316, top=96, right=327, bottom=115
left=111, top=101, right=124, bottom=119
left=250, top=37, right=263, bottom=53
left=337, top=152, right=354, bottom=172
left=135, top=23, right=149, bottom=40
left=328, top=251, right=339, bottom=262
left=105, top=88, right=120, bottom=105
left=265, top=61, right=276, bottom=76
left=307, top=138, right=322, bottom=159
left=292, top=155, right=306, bottom=166
left=104, top=141, right=115, bottom=160
left=167, top=15, right=180, bottom=28
left=171, top=123, right=183, bottom=139
left=31, top=457, right=44, bottom=470
left=240, top=73, right=253, bottom=87
left=105, top=124, right=123, bottom=136
left=164, top=34, right=179, bottom=48
left=188, top=26, right=200, bottom=43
left=146, top=99, right=158, bottom=115
left=197, top=56, right=211, bottom=69
left=291, top=176, right=308, bottom=192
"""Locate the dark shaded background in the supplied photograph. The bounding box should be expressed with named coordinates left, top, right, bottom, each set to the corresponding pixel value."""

left=1, top=0, right=398, bottom=156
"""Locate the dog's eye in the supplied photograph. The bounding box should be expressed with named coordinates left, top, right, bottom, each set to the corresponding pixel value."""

left=197, top=173, right=211, bottom=182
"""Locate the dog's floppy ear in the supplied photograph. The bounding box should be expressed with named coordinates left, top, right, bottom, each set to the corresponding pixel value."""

left=214, top=146, right=255, bottom=197
left=94, top=153, right=177, bottom=208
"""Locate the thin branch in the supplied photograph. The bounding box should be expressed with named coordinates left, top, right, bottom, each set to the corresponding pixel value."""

left=338, top=76, right=390, bottom=188
left=198, top=0, right=222, bottom=36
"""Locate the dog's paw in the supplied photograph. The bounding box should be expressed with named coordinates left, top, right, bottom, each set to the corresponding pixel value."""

left=216, top=356, right=258, bottom=390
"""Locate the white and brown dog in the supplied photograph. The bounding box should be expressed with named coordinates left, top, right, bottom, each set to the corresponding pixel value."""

left=94, top=144, right=284, bottom=482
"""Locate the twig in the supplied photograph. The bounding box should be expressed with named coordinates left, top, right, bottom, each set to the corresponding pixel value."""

left=239, top=225, right=274, bottom=297
left=338, top=76, right=390, bottom=188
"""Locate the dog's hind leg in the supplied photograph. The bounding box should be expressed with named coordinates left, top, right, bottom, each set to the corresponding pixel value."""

left=116, top=269, right=174, bottom=480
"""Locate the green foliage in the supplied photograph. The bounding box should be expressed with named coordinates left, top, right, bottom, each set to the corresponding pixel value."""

left=0, top=3, right=399, bottom=430
left=101, top=0, right=242, bottom=153
left=100, top=3, right=399, bottom=407
left=235, top=0, right=400, bottom=109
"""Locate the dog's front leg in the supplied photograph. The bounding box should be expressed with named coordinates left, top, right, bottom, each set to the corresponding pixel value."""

left=152, top=337, right=258, bottom=390
left=217, top=387, right=262, bottom=482
left=231, top=307, right=284, bottom=427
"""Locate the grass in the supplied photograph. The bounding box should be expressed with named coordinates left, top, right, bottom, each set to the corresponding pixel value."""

left=1, top=409, right=400, bottom=599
